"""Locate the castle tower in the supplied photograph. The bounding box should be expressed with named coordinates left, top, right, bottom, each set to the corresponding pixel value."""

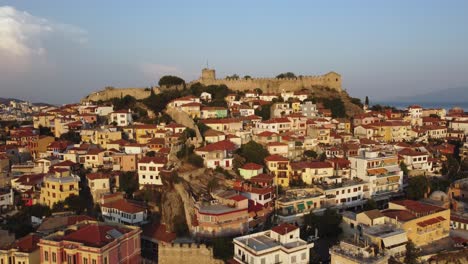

left=201, top=68, right=216, bottom=81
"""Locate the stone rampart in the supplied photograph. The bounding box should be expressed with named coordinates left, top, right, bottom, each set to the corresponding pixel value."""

left=158, top=243, right=223, bottom=264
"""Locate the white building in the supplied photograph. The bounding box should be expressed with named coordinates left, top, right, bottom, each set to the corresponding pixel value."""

left=101, top=198, right=147, bottom=225
left=110, top=109, right=133, bottom=126
left=233, top=223, right=313, bottom=264
left=349, top=150, right=403, bottom=200
left=0, top=188, right=14, bottom=209
left=300, top=101, right=318, bottom=118
left=95, top=105, right=114, bottom=116
left=137, top=156, right=167, bottom=187
left=398, top=148, right=431, bottom=172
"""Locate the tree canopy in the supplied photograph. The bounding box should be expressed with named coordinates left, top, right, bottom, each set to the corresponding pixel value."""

left=276, top=72, right=296, bottom=79
left=237, top=141, right=269, bottom=165
left=303, top=208, right=342, bottom=238
left=158, top=75, right=185, bottom=87
left=406, top=176, right=429, bottom=200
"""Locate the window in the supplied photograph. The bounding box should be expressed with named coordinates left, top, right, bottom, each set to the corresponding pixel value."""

left=301, top=252, right=307, bottom=260
left=104, top=257, right=108, bottom=264
left=92, top=260, right=96, bottom=264
left=291, top=255, right=297, bottom=263
left=45, top=252, right=49, bottom=261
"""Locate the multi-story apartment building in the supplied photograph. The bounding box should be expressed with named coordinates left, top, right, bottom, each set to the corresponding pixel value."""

left=233, top=223, right=313, bottom=264
left=265, top=155, right=290, bottom=187
left=40, top=171, right=80, bottom=208
left=193, top=193, right=249, bottom=238
left=38, top=220, right=141, bottom=264
left=110, top=109, right=133, bottom=127
left=276, top=188, right=325, bottom=225
left=349, top=149, right=403, bottom=200
left=195, top=140, right=237, bottom=169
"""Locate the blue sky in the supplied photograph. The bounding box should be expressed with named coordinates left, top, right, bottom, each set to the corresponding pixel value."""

left=1, top=0, right=468, bottom=104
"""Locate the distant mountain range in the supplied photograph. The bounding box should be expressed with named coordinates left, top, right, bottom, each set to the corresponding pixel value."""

left=391, top=87, right=468, bottom=103
left=0, top=97, right=55, bottom=107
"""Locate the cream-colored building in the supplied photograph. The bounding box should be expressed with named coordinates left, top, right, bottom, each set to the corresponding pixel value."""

left=0, top=234, right=41, bottom=264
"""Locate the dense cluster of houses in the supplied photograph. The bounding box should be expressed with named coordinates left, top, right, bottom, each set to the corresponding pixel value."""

left=0, top=89, right=467, bottom=263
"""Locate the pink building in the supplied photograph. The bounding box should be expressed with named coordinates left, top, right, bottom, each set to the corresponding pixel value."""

left=38, top=220, right=141, bottom=264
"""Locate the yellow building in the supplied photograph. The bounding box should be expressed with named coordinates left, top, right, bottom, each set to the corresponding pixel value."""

left=134, top=124, right=159, bottom=143
left=382, top=200, right=450, bottom=247
left=265, top=154, right=290, bottom=187
left=94, top=128, right=122, bottom=149
left=291, top=101, right=301, bottom=113
left=40, top=171, right=80, bottom=208
left=0, top=234, right=41, bottom=264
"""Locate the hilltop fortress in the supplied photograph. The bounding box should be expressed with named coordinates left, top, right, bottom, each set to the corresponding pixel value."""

left=195, top=68, right=342, bottom=93
left=82, top=68, right=342, bottom=102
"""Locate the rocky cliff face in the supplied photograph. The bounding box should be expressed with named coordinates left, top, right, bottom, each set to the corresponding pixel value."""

left=160, top=187, right=186, bottom=233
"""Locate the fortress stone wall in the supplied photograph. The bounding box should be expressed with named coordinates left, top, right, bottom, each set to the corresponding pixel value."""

left=158, top=243, right=223, bottom=264
left=81, top=68, right=342, bottom=103
left=194, top=68, right=342, bottom=93
left=81, top=87, right=160, bottom=103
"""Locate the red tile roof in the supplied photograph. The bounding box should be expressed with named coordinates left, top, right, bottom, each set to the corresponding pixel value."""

left=1, top=234, right=41, bottom=252
left=142, top=223, right=176, bottom=243
left=391, top=200, right=445, bottom=214
left=417, top=216, right=446, bottom=227
left=196, top=140, right=237, bottom=152
left=271, top=223, right=298, bottom=235
left=381, top=209, right=416, bottom=221
left=230, top=195, right=248, bottom=202
left=102, top=199, right=146, bottom=214
left=61, top=223, right=131, bottom=247
left=264, top=154, right=289, bottom=162
left=86, top=172, right=109, bottom=180
left=241, top=163, right=263, bottom=170
left=138, top=156, right=167, bottom=164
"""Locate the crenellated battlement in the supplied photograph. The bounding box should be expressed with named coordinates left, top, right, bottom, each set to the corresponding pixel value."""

left=195, top=68, right=342, bottom=93
left=158, top=243, right=223, bottom=264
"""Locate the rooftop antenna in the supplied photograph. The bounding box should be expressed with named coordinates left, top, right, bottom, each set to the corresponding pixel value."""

left=206, top=60, right=209, bottom=69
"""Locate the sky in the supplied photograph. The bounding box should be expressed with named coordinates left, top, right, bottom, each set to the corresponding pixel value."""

left=1, top=0, right=468, bottom=104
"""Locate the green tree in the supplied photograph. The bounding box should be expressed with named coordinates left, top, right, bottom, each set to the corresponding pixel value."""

left=158, top=75, right=185, bottom=87
left=364, top=199, right=378, bottom=210
left=119, top=172, right=139, bottom=197
left=320, top=98, right=346, bottom=118
left=304, top=150, right=318, bottom=159
left=244, top=75, right=252, bottom=80
left=276, top=72, right=296, bottom=79
left=318, top=152, right=327, bottom=161
left=303, top=208, right=342, bottom=238
left=187, top=153, right=204, bottom=167
left=63, top=194, right=87, bottom=214
left=146, top=151, right=156, bottom=157
left=212, top=237, right=234, bottom=260
left=237, top=141, right=269, bottom=165
left=365, top=96, right=369, bottom=106
left=400, top=161, right=409, bottom=176
left=254, top=103, right=272, bottom=120
left=60, top=131, right=81, bottom=144
left=406, top=176, right=429, bottom=200
left=38, top=125, right=53, bottom=136
left=226, top=74, right=239, bottom=80
left=254, top=88, right=263, bottom=95
left=404, top=240, right=420, bottom=264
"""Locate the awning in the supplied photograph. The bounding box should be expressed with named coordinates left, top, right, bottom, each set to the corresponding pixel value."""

left=387, top=176, right=400, bottom=183
left=297, top=203, right=305, bottom=211
left=382, top=233, right=408, bottom=248
left=285, top=205, right=294, bottom=211
left=306, top=201, right=313, bottom=206
left=367, top=168, right=387, bottom=175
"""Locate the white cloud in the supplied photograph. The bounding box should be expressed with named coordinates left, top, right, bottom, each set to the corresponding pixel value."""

left=0, top=6, right=87, bottom=73
left=140, top=63, right=182, bottom=80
